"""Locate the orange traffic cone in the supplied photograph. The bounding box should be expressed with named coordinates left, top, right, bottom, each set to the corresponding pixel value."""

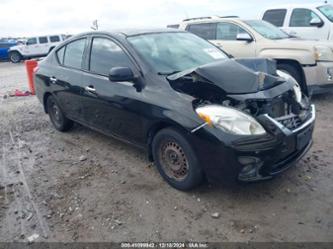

left=25, top=60, right=38, bottom=95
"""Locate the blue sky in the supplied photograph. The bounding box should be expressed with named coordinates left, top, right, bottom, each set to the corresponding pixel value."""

left=0, top=0, right=328, bottom=37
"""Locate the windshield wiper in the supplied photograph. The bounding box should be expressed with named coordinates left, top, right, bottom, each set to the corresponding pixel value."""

left=158, top=70, right=181, bottom=76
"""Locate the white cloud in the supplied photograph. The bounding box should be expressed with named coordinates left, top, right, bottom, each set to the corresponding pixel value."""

left=0, top=0, right=321, bottom=37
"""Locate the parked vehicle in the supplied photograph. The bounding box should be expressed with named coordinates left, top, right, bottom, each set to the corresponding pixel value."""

left=0, top=41, right=17, bottom=61
left=260, top=4, right=333, bottom=41
left=8, top=34, right=66, bottom=63
left=35, top=30, right=315, bottom=190
left=167, top=24, right=180, bottom=29
left=179, top=16, right=333, bottom=94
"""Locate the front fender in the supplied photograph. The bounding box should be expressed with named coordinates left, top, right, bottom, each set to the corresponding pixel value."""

left=162, top=109, right=201, bottom=132
left=258, top=49, right=316, bottom=65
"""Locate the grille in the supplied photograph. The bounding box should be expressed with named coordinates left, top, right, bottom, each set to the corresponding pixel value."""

left=271, top=100, right=288, bottom=118
left=275, top=114, right=303, bottom=130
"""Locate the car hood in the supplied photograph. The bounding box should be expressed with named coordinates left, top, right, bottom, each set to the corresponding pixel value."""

left=167, top=58, right=285, bottom=94
left=8, top=45, right=22, bottom=50
left=273, top=38, right=333, bottom=50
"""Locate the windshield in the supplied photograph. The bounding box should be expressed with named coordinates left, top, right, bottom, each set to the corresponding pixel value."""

left=127, top=32, right=228, bottom=75
left=318, top=4, right=333, bottom=22
left=245, top=20, right=289, bottom=40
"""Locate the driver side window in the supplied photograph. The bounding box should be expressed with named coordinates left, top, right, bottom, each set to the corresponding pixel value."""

left=27, top=38, right=37, bottom=45
left=89, top=37, right=133, bottom=76
left=216, top=22, right=249, bottom=40
left=290, top=8, right=321, bottom=27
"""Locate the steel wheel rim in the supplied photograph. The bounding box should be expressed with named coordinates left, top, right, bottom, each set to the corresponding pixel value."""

left=50, top=100, right=62, bottom=126
left=159, top=140, right=189, bottom=181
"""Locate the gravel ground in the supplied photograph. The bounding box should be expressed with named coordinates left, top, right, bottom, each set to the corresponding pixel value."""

left=0, top=62, right=332, bottom=242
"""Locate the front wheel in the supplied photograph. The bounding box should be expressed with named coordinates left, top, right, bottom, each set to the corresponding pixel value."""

left=277, top=63, right=308, bottom=95
left=46, top=95, right=73, bottom=132
left=9, top=51, right=22, bottom=63
left=152, top=128, right=204, bottom=191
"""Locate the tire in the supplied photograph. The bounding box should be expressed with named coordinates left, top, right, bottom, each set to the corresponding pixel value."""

left=152, top=128, right=204, bottom=191
left=277, top=63, right=308, bottom=94
left=9, top=51, right=22, bottom=63
left=46, top=95, right=73, bottom=132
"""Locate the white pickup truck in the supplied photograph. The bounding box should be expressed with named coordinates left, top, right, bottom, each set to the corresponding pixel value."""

left=8, top=34, right=66, bottom=63
left=260, top=4, right=333, bottom=41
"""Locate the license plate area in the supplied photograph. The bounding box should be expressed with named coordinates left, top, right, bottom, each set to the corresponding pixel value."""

left=296, top=126, right=312, bottom=150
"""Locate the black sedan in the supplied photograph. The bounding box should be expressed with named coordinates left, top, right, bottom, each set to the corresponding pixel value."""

left=35, top=29, right=315, bottom=190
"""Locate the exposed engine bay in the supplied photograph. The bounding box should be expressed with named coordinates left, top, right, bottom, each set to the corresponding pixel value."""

left=167, top=58, right=311, bottom=131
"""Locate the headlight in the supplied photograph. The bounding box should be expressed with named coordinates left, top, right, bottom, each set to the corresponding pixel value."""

left=277, top=70, right=302, bottom=103
left=195, top=105, right=266, bottom=135
left=314, top=46, right=333, bottom=61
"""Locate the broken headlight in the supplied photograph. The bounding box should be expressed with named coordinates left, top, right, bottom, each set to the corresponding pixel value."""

left=277, top=70, right=302, bottom=104
left=195, top=105, right=266, bottom=135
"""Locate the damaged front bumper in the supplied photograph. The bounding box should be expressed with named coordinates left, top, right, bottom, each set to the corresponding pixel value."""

left=189, top=105, right=315, bottom=184
left=237, top=104, right=315, bottom=182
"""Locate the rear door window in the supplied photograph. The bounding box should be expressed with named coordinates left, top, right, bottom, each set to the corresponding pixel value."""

left=186, top=23, right=217, bottom=40
left=262, top=9, right=287, bottom=27
left=216, top=22, right=249, bottom=40
left=89, top=37, right=132, bottom=76
left=290, top=8, right=321, bottom=27
left=50, top=36, right=60, bottom=43
left=63, top=38, right=87, bottom=69
left=38, top=37, right=48, bottom=44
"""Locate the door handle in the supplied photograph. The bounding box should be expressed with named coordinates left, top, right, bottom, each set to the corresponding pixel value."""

left=50, top=76, right=57, bottom=84
left=85, top=85, right=96, bottom=93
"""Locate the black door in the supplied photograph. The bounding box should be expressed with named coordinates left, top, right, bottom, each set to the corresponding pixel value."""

left=81, top=36, right=146, bottom=145
left=51, top=38, right=88, bottom=122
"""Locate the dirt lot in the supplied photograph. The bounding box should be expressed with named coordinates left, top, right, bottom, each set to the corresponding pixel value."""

left=0, top=62, right=332, bottom=242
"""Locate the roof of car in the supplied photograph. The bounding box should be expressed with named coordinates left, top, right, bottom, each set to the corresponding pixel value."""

left=111, top=28, right=183, bottom=37
left=180, top=16, right=241, bottom=24
left=266, top=3, right=329, bottom=10
left=182, top=16, right=239, bottom=22
left=73, top=29, right=184, bottom=40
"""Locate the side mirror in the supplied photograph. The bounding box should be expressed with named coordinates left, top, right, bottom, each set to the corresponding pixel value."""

left=310, top=18, right=324, bottom=27
left=236, top=33, right=253, bottom=42
left=109, top=67, right=135, bottom=82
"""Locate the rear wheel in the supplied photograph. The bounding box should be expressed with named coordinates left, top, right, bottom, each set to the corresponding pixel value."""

left=9, top=51, right=22, bottom=63
left=152, top=128, right=204, bottom=190
left=46, top=95, right=73, bottom=132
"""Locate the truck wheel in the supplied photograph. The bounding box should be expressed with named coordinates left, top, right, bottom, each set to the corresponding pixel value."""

left=46, top=95, right=73, bottom=132
left=9, top=51, right=22, bottom=63
left=152, top=128, right=204, bottom=191
left=277, top=63, right=308, bottom=94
